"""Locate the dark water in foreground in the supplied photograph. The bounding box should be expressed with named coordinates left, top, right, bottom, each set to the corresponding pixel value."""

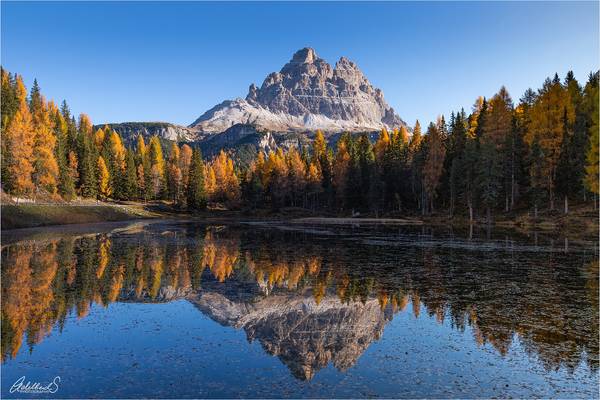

left=1, top=221, right=598, bottom=398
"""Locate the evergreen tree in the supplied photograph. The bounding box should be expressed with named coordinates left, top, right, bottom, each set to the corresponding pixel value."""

left=1, top=68, right=18, bottom=130
left=187, top=148, right=207, bottom=210
left=332, top=133, right=351, bottom=210
left=556, top=110, right=577, bottom=213
left=78, top=128, right=98, bottom=198
left=476, top=140, right=502, bottom=222
left=123, top=148, right=138, bottom=200
left=352, top=134, right=376, bottom=212
left=422, top=121, right=446, bottom=214
left=584, top=121, right=599, bottom=198
left=28, top=79, right=42, bottom=115
left=59, top=151, right=78, bottom=200
left=447, top=110, right=468, bottom=215
left=409, top=120, right=424, bottom=210
left=528, top=136, right=546, bottom=218
left=526, top=74, right=574, bottom=210
left=459, top=137, right=479, bottom=222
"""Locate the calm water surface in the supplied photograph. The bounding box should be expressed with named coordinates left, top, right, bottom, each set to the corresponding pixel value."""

left=1, top=221, right=598, bottom=398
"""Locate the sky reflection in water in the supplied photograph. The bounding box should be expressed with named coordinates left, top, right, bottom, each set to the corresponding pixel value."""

left=1, top=221, right=598, bottom=398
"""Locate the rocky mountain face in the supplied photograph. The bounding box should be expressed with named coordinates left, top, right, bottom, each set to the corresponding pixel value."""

left=191, top=48, right=406, bottom=134
left=191, top=290, right=391, bottom=381
left=119, top=271, right=392, bottom=381
left=102, top=48, right=406, bottom=155
left=98, top=122, right=204, bottom=144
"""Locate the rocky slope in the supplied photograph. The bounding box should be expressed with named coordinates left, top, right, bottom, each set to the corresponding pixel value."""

left=98, top=122, right=204, bottom=143
left=191, top=289, right=391, bottom=380
left=119, top=272, right=392, bottom=381
left=191, top=48, right=406, bottom=134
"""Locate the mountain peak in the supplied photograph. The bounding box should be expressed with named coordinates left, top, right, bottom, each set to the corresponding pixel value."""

left=191, top=48, right=406, bottom=134
left=290, top=47, right=318, bottom=64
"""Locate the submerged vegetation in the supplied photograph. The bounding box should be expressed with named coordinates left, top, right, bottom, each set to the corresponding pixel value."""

left=1, top=68, right=598, bottom=222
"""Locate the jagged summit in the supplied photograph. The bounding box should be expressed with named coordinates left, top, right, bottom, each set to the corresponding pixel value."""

left=287, top=47, right=317, bottom=64
left=190, top=47, right=406, bottom=134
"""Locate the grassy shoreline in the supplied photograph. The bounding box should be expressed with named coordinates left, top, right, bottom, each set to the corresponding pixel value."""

left=1, top=203, right=158, bottom=230
left=2, top=201, right=597, bottom=235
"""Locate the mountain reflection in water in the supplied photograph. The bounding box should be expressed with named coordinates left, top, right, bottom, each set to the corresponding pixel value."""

left=1, top=222, right=598, bottom=381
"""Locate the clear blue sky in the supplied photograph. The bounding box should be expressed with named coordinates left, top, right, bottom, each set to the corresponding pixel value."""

left=2, top=1, right=598, bottom=128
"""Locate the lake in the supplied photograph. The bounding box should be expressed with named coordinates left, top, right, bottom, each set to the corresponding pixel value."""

left=1, top=220, right=598, bottom=398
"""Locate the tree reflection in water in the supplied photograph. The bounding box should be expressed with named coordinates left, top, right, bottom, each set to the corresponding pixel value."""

left=1, top=222, right=598, bottom=380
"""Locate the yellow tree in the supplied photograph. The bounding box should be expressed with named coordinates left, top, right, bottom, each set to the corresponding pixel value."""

left=307, top=161, right=322, bottom=192
left=409, top=120, right=422, bottom=156
left=209, top=150, right=240, bottom=205
left=526, top=76, right=574, bottom=209
left=148, top=136, right=165, bottom=198
left=468, top=96, right=485, bottom=138
left=312, top=130, right=327, bottom=172
left=225, top=155, right=240, bottom=205
left=397, top=126, right=410, bottom=146
left=256, top=151, right=270, bottom=188
left=374, top=128, right=390, bottom=163
left=108, top=130, right=126, bottom=171
left=179, top=144, right=193, bottom=190
left=4, top=75, right=35, bottom=196
left=32, top=99, right=59, bottom=194
left=269, top=149, right=288, bottom=205
left=204, top=163, right=217, bottom=199
left=94, top=128, right=106, bottom=150
left=212, top=151, right=228, bottom=195
left=78, top=114, right=93, bottom=136
left=67, top=151, right=79, bottom=187
left=485, top=87, right=513, bottom=148
left=286, top=146, right=306, bottom=205
left=97, top=156, right=112, bottom=199
left=135, top=135, right=147, bottom=161
left=333, top=136, right=351, bottom=208
left=167, top=143, right=182, bottom=201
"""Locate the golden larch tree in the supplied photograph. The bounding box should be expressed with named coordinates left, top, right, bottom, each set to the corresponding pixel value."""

left=4, top=75, right=35, bottom=196
left=32, top=98, right=59, bottom=194
left=97, top=156, right=112, bottom=199
left=78, top=114, right=93, bottom=136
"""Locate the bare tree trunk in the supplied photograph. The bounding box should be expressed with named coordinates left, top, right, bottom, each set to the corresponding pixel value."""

left=486, top=206, right=491, bottom=224
left=510, top=150, right=515, bottom=210
left=564, top=195, right=568, bottom=215
left=505, top=194, right=509, bottom=213
left=534, top=204, right=538, bottom=219
left=468, top=198, right=473, bottom=224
